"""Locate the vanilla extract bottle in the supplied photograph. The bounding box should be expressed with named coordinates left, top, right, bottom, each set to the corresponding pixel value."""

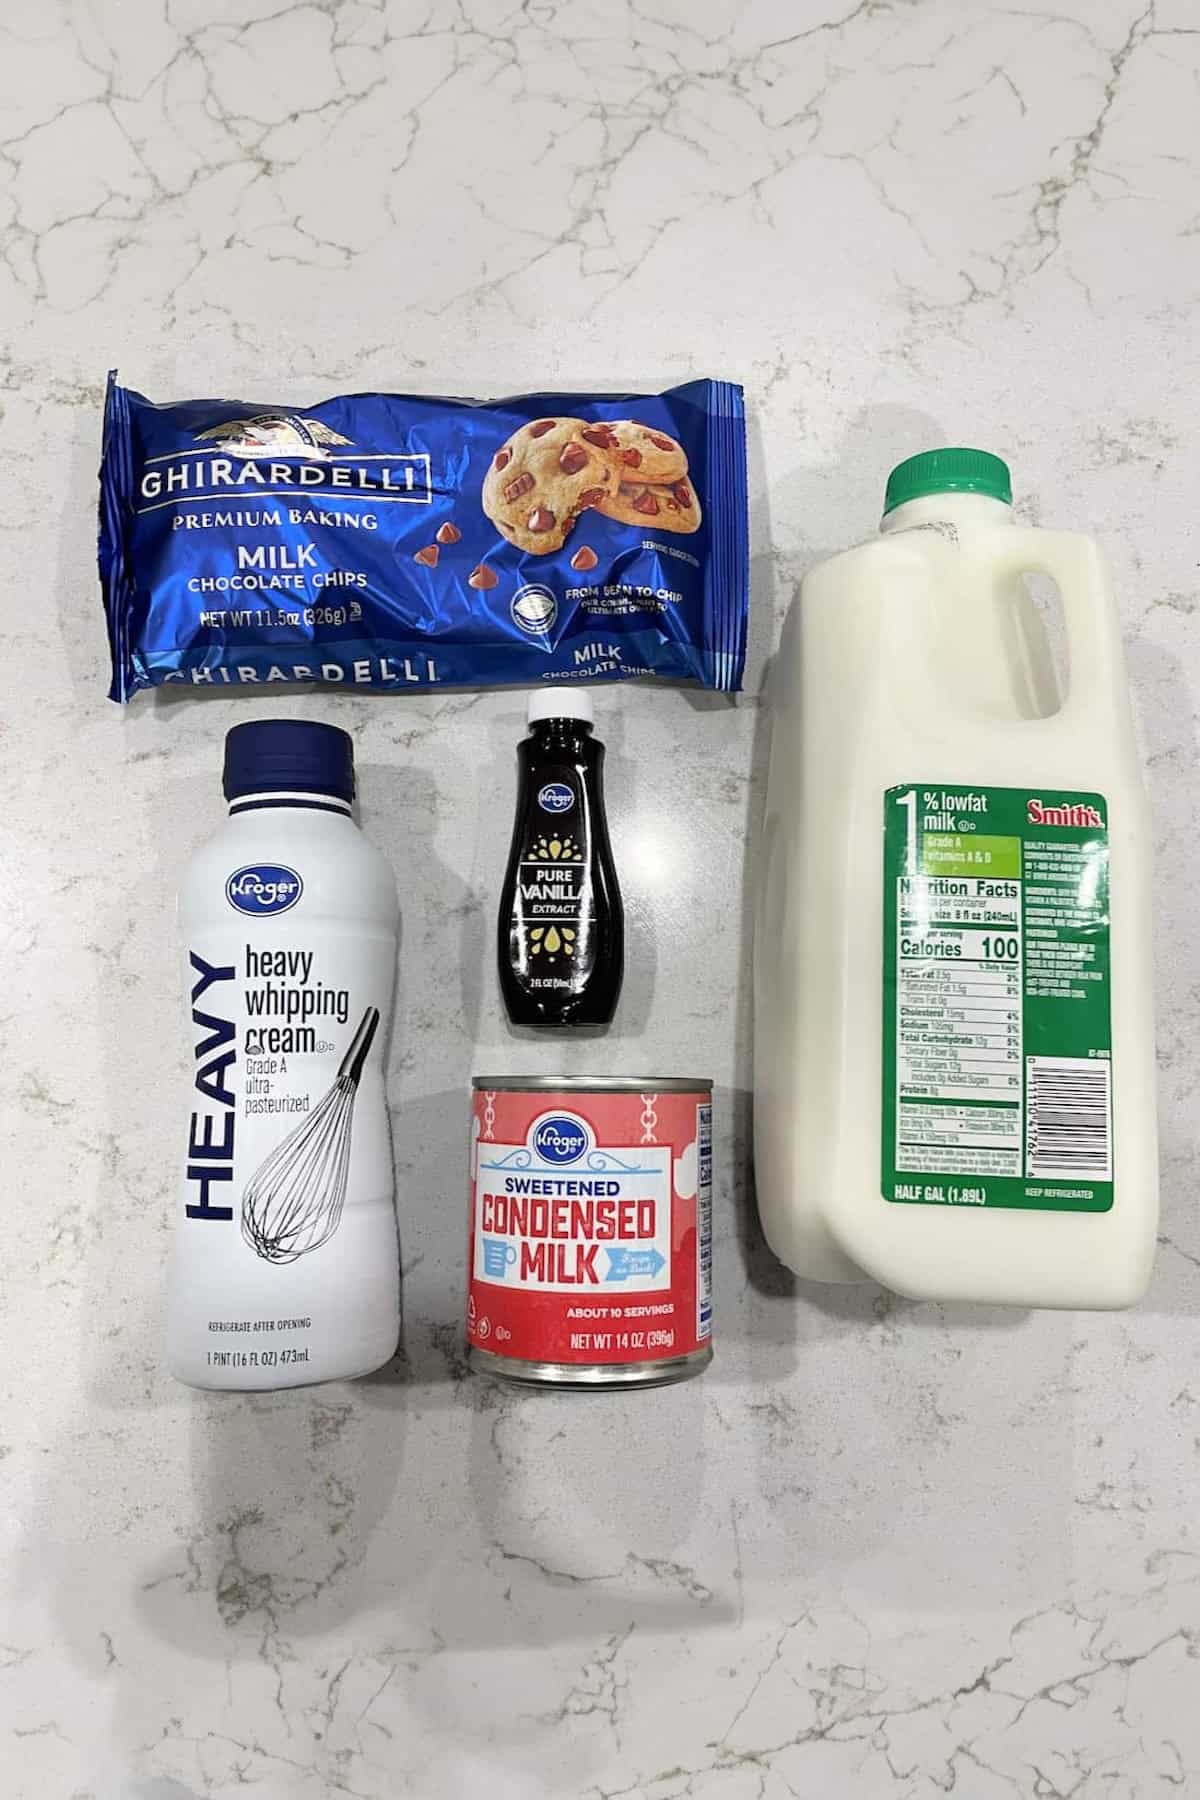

left=498, top=691, right=623, bottom=1027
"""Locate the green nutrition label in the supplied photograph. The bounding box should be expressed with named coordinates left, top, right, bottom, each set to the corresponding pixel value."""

left=881, top=784, right=1113, bottom=1213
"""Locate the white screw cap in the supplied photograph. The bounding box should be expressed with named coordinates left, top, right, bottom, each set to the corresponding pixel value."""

left=527, top=687, right=595, bottom=726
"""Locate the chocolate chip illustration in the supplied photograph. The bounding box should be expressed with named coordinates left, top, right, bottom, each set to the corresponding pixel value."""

left=503, top=472, right=536, bottom=503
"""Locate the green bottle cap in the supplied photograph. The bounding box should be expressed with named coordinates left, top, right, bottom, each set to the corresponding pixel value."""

left=883, top=448, right=1012, bottom=516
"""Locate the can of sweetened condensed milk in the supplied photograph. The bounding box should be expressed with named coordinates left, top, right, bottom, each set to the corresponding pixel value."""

left=467, top=1077, right=713, bottom=1388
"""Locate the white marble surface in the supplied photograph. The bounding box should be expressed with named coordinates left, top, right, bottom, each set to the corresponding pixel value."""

left=2, top=2, right=1199, bottom=1795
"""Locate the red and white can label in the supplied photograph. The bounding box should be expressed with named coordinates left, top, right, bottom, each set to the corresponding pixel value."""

left=467, top=1087, right=712, bottom=1367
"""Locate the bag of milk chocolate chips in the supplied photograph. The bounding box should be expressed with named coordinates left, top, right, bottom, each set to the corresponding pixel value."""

left=98, top=374, right=749, bottom=701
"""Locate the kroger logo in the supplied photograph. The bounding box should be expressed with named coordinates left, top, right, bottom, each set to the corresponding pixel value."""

left=511, top=584, right=557, bottom=637
left=226, top=864, right=303, bottom=917
left=531, top=1113, right=589, bottom=1166
left=538, top=782, right=574, bottom=814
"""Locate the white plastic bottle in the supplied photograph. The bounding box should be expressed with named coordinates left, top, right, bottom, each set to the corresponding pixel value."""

left=168, top=719, right=401, bottom=1387
left=755, top=449, right=1157, bottom=1308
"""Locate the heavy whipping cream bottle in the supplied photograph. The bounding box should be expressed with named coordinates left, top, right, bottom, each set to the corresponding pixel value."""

left=756, top=449, right=1158, bottom=1309
left=168, top=720, right=400, bottom=1388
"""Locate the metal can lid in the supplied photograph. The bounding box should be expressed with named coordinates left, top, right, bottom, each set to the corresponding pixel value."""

left=472, top=1074, right=712, bottom=1094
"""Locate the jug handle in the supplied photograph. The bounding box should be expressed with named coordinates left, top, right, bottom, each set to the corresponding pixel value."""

left=986, top=528, right=1124, bottom=729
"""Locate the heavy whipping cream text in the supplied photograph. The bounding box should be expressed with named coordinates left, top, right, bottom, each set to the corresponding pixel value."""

left=184, top=940, right=359, bottom=1220
left=186, top=952, right=237, bottom=1222
left=241, top=945, right=349, bottom=1055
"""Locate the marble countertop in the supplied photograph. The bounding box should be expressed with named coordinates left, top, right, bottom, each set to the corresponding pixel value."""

left=4, top=2, right=1198, bottom=1795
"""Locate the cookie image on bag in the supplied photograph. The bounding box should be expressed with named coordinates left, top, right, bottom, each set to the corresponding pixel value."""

left=596, top=478, right=702, bottom=535
left=482, top=418, right=615, bottom=554
left=602, top=420, right=689, bottom=484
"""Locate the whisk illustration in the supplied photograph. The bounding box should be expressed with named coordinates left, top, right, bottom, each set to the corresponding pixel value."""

left=241, top=1007, right=380, bottom=1265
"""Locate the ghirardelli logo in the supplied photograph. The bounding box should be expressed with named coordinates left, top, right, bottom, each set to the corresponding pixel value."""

left=195, top=414, right=352, bottom=461
left=137, top=414, right=432, bottom=509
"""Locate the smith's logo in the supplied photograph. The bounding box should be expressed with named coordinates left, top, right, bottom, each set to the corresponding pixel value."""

left=1027, top=797, right=1105, bottom=830
left=137, top=413, right=433, bottom=511
left=195, top=414, right=352, bottom=461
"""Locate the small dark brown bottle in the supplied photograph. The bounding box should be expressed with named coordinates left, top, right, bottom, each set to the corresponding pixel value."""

left=498, top=691, right=624, bottom=1027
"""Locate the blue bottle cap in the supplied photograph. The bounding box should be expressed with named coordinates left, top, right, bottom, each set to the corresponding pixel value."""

left=223, top=719, right=355, bottom=802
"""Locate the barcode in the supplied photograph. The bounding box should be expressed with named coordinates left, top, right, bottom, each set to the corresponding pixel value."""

left=697, top=1104, right=713, bottom=1339
left=1026, top=1056, right=1112, bottom=1181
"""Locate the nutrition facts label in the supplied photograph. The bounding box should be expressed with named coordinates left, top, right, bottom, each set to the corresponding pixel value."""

left=896, top=875, right=1023, bottom=1179
left=882, top=783, right=1113, bottom=1213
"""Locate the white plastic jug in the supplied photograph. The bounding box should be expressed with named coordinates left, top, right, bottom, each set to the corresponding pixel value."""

left=755, top=449, right=1157, bottom=1308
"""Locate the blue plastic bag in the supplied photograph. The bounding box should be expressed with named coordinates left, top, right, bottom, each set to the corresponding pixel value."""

left=99, top=375, right=748, bottom=701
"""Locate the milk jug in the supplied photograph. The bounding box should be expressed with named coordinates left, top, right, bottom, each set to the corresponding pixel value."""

left=755, top=449, right=1157, bottom=1308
